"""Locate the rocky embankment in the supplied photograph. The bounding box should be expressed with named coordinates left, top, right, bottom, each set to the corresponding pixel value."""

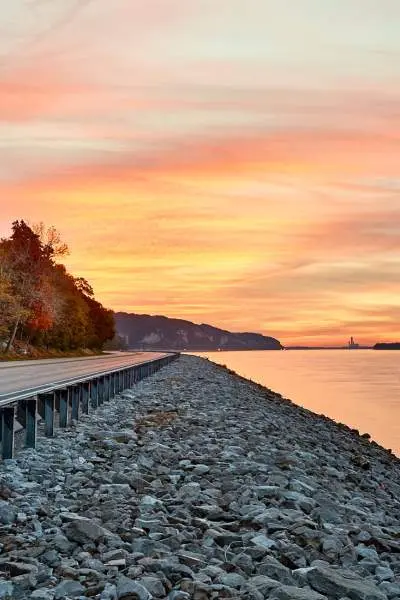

left=1, top=356, right=400, bottom=600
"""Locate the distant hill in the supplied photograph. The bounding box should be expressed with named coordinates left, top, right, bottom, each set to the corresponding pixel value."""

left=114, top=312, right=282, bottom=351
left=374, top=342, right=400, bottom=350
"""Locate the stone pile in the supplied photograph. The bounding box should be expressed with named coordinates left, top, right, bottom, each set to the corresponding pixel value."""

left=1, top=355, right=400, bottom=599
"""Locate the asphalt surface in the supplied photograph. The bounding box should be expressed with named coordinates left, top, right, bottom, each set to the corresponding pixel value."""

left=0, top=352, right=168, bottom=405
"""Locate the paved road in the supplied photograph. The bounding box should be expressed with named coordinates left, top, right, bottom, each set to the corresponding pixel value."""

left=0, top=352, right=168, bottom=405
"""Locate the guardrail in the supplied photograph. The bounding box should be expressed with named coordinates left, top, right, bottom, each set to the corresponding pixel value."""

left=0, top=353, right=179, bottom=460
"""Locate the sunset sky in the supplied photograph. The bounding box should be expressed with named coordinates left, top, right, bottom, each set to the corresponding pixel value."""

left=0, top=0, right=399, bottom=345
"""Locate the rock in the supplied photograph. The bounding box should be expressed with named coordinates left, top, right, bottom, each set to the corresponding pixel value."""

left=98, top=484, right=132, bottom=496
left=232, top=553, right=254, bottom=575
left=140, top=496, right=164, bottom=510
left=378, top=581, right=400, bottom=599
left=139, top=576, right=166, bottom=597
left=102, top=549, right=126, bottom=562
left=117, top=575, right=153, bottom=600
left=40, top=550, right=61, bottom=567
left=30, top=590, right=56, bottom=600
left=100, top=583, right=118, bottom=600
left=375, top=566, right=394, bottom=582
left=307, top=566, right=387, bottom=600
left=270, top=585, right=328, bottom=600
left=356, top=545, right=380, bottom=562
left=0, top=500, right=16, bottom=525
left=219, top=573, right=247, bottom=588
left=53, top=579, right=85, bottom=599
left=0, top=581, right=14, bottom=599
left=251, top=534, right=277, bottom=550
left=192, top=465, right=210, bottom=475
left=51, top=534, right=75, bottom=553
left=257, top=557, right=295, bottom=585
left=63, top=516, right=114, bottom=544
left=248, top=575, right=281, bottom=595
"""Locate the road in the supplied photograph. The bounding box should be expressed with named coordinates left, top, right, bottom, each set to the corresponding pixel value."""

left=0, top=352, right=168, bottom=405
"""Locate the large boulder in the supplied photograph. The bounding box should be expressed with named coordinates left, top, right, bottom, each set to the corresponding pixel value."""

left=307, top=566, right=387, bottom=600
left=271, top=585, right=328, bottom=600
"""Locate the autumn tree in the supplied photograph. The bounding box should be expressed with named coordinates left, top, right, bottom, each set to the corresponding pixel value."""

left=0, top=220, right=115, bottom=353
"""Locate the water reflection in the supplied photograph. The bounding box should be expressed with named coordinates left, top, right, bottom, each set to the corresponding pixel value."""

left=194, top=350, right=400, bottom=456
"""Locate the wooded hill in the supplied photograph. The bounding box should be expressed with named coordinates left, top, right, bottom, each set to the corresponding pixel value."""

left=0, top=220, right=114, bottom=355
left=115, top=312, right=282, bottom=351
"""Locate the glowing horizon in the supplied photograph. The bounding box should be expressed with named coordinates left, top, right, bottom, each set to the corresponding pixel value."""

left=1, top=1, right=399, bottom=346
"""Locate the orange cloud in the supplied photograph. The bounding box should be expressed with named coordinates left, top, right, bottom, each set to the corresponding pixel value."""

left=1, top=1, right=399, bottom=346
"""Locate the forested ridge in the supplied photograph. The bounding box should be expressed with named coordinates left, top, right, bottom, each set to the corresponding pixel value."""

left=0, top=220, right=114, bottom=357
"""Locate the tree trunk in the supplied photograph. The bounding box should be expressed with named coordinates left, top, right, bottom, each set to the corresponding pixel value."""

left=5, top=317, right=20, bottom=353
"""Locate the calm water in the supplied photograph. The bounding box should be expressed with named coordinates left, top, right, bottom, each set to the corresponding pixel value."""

left=194, top=350, right=400, bottom=456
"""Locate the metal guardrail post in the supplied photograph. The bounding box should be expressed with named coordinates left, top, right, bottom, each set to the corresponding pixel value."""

left=98, top=376, right=104, bottom=405
left=37, top=392, right=55, bottom=437
left=44, top=392, right=55, bottom=437
left=104, top=375, right=108, bottom=402
left=110, top=373, right=115, bottom=397
left=104, top=375, right=110, bottom=401
left=1, top=406, right=15, bottom=459
left=81, top=381, right=90, bottom=414
left=115, top=372, right=119, bottom=394
left=71, top=385, right=80, bottom=421
left=58, top=389, right=68, bottom=428
left=91, top=378, right=98, bottom=409
left=26, top=397, right=37, bottom=447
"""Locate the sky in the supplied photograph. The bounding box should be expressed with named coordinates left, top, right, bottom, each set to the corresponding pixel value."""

left=0, top=0, right=399, bottom=345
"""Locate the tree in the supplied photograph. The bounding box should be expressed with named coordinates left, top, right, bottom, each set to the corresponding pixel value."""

left=0, top=221, right=57, bottom=351
left=0, top=272, right=19, bottom=344
left=31, top=222, right=69, bottom=259
left=74, top=277, right=94, bottom=298
left=1, top=219, right=115, bottom=354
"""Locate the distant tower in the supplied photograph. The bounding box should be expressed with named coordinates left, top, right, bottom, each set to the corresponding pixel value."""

left=348, top=336, right=359, bottom=349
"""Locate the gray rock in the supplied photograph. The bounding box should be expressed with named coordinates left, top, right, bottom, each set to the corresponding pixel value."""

left=219, top=573, right=247, bottom=588
left=0, top=500, right=16, bottom=525
left=248, top=575, right=281, bottom=595
left=53, top=579, right=85, bottom=599
left=117, top=575, right=153, bottom=600
left=139, top=577, right=166, bottom=598
left=63, top=516, right=114, bottom=543
left=356, top=545, right=380, bottom=562
left=98, top=484, right=132, bottom=496
left=100, top=583, right=118, bottom=600
left=30, top=590, right=56, bottom=600
left=307, top=566, right=387, bottom=600
left=378, top=581, right=400, bottom=599
left=375, top=566, right=394, bottom=582
left=51, top=534, right=75, bottom=554
left=257, top=557, right=295, bottom=585
left=251, top=534, right=277, bottom=550
left=0, top=581, right=14, bottom=599
left=270, top=585, right=328, bottom=600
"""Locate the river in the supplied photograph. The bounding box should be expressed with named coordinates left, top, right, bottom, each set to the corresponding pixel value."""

left=194, top=349, right=400, bottom=456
